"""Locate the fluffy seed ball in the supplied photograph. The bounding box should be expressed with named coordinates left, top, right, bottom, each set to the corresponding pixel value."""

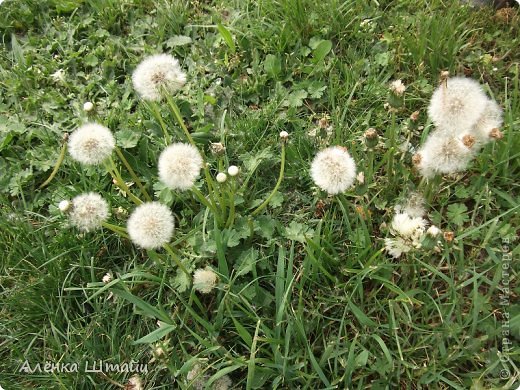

left=132, top=54, right=187, bottom=101
left=127, top=202, right=174, bottom=249
left=428, top=77, right=489, bottom=131
left=310, top=146, right=357, bottom=195
left=69, top=193, right=109, bottom=232
left=158, top=143, right=203, bottom=191
left=193, top=267, right=218, bottom=294
left=68, top=123, right=115, bottom=165
left=415, top=132, right=475, bottom=178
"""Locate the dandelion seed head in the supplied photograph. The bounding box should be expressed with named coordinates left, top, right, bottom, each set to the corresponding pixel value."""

left=310, top=146, right=357, bottom=195
left=127, top=202, right=174, bottom=249
left=158, top=143, right=203, bottom=191
left=391, top=212, right=427, bottom=239
left=132, top=54, right=186, bottom=101
left=472, top=99, right=503, bottom=142
left=68, top=123, right=115, bottom=165
left=213, top=375, right=233, bottom=390
left=69, top=192, right=109, bottom=232
left=416, top=132, right=475, bottom=177
left=428, top=77, right=489, bottom=131
left=193, top=267, right=218, bottom=294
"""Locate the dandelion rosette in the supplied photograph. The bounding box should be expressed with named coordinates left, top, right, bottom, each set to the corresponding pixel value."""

left=68, top=123, right=115, bottom=165
left=193, top=267, right=218, bottom=294
left=428, top=76, right=489, bottom=131
left=127, top=202, right=175, bottom=249
left=310, top=146, right=357, bottom=195
left=132, top=54, right=187, bottom=101
left=69, top=192, right=109, bottom=232
left=158, top=143, right=203, bottom=191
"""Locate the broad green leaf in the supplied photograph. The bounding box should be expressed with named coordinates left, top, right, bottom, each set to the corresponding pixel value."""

left=217, top=23, right=235, bottom=53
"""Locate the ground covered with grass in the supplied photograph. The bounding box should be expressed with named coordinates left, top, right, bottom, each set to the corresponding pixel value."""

left=0, top=0, right=519, bottom=389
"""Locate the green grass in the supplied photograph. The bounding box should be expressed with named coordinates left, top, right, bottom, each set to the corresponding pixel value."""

left=0, top=0, right=519, bottom=389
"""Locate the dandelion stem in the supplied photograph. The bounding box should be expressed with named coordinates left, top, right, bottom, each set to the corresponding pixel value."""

left=226, top=179, right=236, bottom=228
left=39, top=141, right=67, bottom=189
left=106, top=158, right=143, bottom=205
left=148, top=101, right=171, bottom=145
left=163, top=244, right=191, bottom=280
left=251, top=142, right=286, bottom=217
left=165, top=95, right=195, bottom=146
left=115, top=147, right=152, bottom=201
left=191, top=186, right=218, bottom=214
left=101, top=221, right=130, bottom=239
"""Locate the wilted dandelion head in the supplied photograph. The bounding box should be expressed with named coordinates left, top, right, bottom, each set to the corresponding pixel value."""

left=158, top=143, right=203, bottom=191
left=310, top=146, right=357, bottom=195
left=472, top=99, right=503, bottom=142
left=384, top=237, right=411, bottom=258
left=213, top=375, right=233, bottom=390
left=69, top=192, right=109, bottom=232
left=193, top=267, right=218, bottom=294
left=132, top=54, right=186, bottom=101
left=415, top=132, right=475, bottom=178
left=428, top=77, right=489, bottom=131
left=389, top=79, right=406, bottom=96
left=68, top=123, right=115, bottom=165
left=127, top=202, right=174, bottom=249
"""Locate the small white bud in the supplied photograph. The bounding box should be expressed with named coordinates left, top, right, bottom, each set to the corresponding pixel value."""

left=279, top=131, right=289, bottom=140
left=83, top=101, right=94, bottom=112
left=227, top=165, right=239, bottom=176
left=216, top=172, right=227, bottom=183
left=102, top=272, right=113, bottom=283
left=58, top=200, right=71, bottom=212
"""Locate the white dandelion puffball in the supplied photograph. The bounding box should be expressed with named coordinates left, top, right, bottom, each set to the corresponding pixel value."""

left=428, top=77, right=489, bottom=131
left=69, top=193, right=109, bottom=232
left=127, top=202, right=175, bottom=249
left=193, top=267, right=218, bottom=294
left=310, top=146, right=357, bottom=194
left=227, top=165, right=239, bottom=177
left=132, top=54, right=187, bottom=101
left=158, top=143, right=203, bottom=191
left=472, top=99, right=503, bottom=142
left=391, top=213, right=427, bottom=239
left=415, top=132, right=475, bottom=178
left=68, top=123, right=115, bottom=165
left=216, top=172, right=227, bottom=183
